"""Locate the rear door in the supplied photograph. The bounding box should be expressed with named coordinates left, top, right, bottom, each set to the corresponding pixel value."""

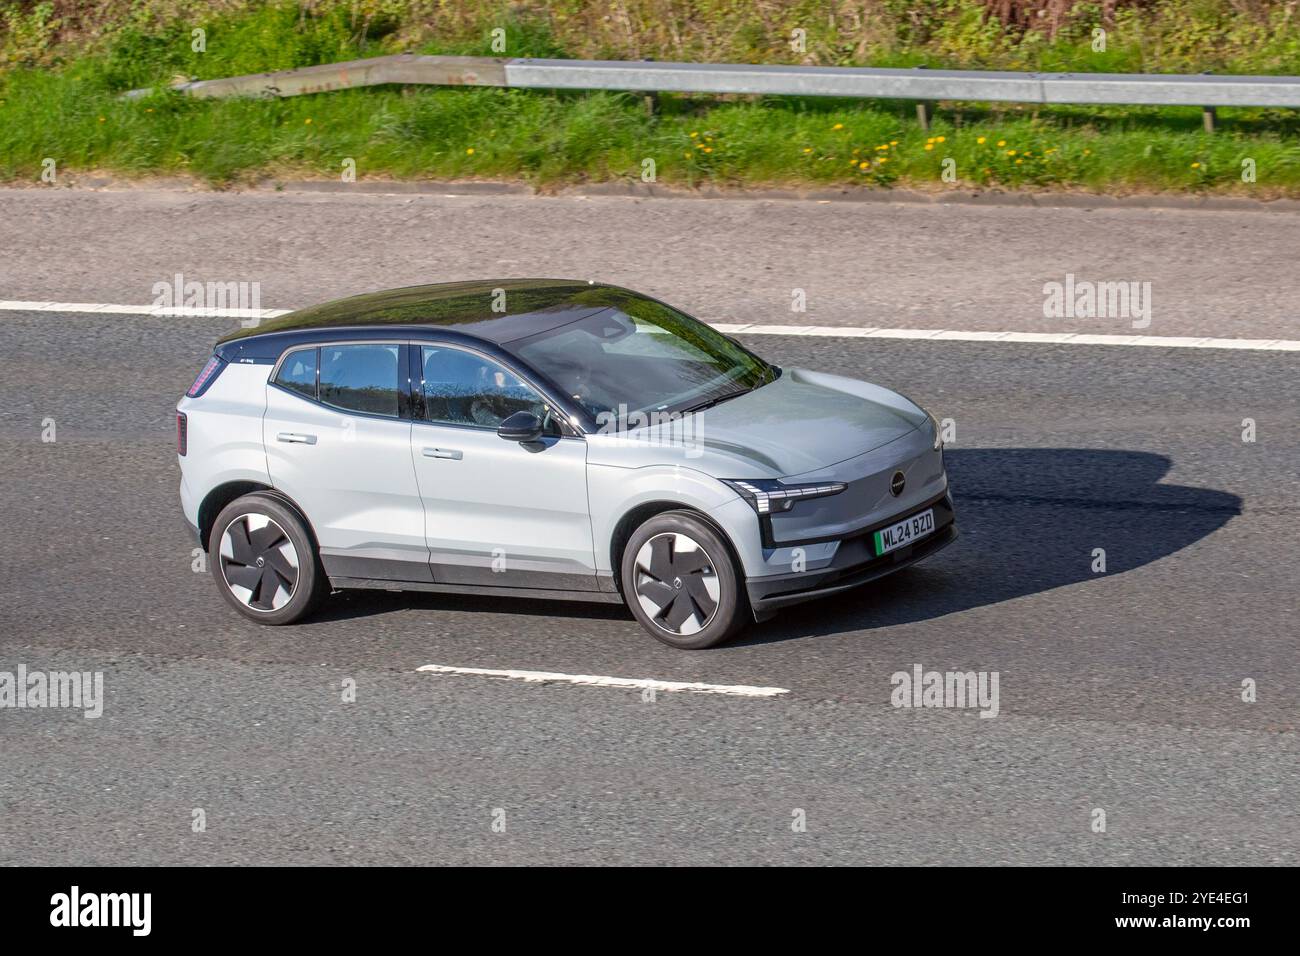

left=264, top=341, right=430, bottom=582
left=410, top=343, right=596, bottom=591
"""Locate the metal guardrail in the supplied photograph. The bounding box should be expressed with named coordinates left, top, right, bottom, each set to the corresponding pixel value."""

left=125, top=53, right=1300, bottom=119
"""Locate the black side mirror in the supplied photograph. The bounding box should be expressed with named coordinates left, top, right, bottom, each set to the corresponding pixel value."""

left=497, top=410, right=543, bottom=443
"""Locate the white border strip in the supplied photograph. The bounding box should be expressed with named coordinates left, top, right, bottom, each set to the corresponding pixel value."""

left=0, top=300, right=292, bottom=319
left=417, top=663, right=790, bottom=698
left=712, top=323, right=1300, bottom=351
left=1, top=300, right=1295, bottom=351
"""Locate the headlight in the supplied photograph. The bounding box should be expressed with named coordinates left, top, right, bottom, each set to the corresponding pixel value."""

left=927, top=412, right=943, bottom=451
left=722, top=478, right=847, bottom=515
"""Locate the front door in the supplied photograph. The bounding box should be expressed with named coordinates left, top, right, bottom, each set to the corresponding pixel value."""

left=411, top=343, right=596, bottom=591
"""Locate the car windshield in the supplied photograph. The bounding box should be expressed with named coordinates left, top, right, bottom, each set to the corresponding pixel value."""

left=504, top=298, right=777, bottom=428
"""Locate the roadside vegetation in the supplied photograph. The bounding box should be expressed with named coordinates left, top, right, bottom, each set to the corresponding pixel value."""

left=1, top=1, right=1297, bottom=195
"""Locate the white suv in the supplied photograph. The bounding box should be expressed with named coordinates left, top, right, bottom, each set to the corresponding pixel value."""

left=177, top=280, right=955, bottom=648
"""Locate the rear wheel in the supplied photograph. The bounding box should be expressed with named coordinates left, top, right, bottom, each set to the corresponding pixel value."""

left=209, top=494, right=325, bottom=625
left=620, top=511, right=748, bottom=649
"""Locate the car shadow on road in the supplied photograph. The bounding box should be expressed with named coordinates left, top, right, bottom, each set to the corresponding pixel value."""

left=310, top=448, right=1241, bottom=639
left=734, top=447, right=1242, bottom=646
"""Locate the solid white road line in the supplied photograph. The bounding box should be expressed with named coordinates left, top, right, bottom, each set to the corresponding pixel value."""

left=2, top=299, right=1297, bottom=351
left=712, top=323, right=1300, bottom=351
left=416, top=663, right=790, bottom=698
left=0, top=300, right=292, bottom=319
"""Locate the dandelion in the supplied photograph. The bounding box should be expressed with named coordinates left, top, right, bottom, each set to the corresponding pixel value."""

left=832, top=123, right=844, bottom=130
left=466, top=147, right=474, bottom=155
left=703, top=147, right=712, bottom=153
left=98, top=116, right=105, bottom=123
left=875, top=144, right=888, bottom=151
left=936, top=136, right=945, bottom=143
left=996, top=139, right=1006, bottom=147
left=977, top=136, right=986, bottom=144
left=1191, top=161, right=1201, bottom=168
left=1083, top=148, right=1091, bottom=155
left=305, top=118, right=313, bottom=125
left=889, top=140, right=898, bottom=145
left=1015, top=159, right=1023, bottom=165
left=877, top=157, right=888, bottom=164
left=690, top=131, right=698, bottom=138
left=924, top=143, right=934, bottom=151
left=146, top=108, right=154, bottom=113
left=1006, top=150, right=1016, bottom=156
left=859, top=161, right=869, bottom=170
left=804, top=147, right=814, bottom=154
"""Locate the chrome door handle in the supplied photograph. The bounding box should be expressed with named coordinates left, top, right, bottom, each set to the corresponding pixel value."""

left=422, top=447, right=463, bottom=460
left=276, top=432, right=317, bottom=444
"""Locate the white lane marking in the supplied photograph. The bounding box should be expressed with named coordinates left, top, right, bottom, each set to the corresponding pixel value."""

left=416, top=663, right=789, bottom=698
left=710, top=323, right=1300, bottom=351
left=0, top=300, right=292, bottom=319
left=1, top=300, right=1296, bottom=351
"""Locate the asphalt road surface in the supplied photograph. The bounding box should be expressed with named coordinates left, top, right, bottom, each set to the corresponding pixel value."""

left=2, top=186, right=1298, bottom=339
left=1, top=307, right=1296, bottom=865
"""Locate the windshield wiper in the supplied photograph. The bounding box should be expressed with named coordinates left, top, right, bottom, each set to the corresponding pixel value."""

left=679, top=388, right=750, bottom=415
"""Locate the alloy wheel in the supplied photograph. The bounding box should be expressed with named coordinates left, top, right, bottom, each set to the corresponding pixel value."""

left=633, top=532, right=721, bottom=635
left=219, top=513, right=299, bottom=612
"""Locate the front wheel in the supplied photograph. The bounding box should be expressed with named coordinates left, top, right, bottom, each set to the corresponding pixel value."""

left=620, top=511, right=749, bottom=649
left=209, top=493, right=325, bottom=625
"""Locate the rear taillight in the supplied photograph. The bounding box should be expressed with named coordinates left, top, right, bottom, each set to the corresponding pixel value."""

left=186, top=356, right=225, bottom=397
left=177, top=412, right=188, bottom=456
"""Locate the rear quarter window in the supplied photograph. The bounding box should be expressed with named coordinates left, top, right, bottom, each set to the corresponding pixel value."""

left=274, top=347, right=318, bottom=400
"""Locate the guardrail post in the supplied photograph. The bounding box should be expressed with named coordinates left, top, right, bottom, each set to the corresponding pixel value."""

left=1202, top=106, right=1216, bottom=133
left=640, top=58, right=659, bottom=117
left=916, top=101, right=932, bottom=131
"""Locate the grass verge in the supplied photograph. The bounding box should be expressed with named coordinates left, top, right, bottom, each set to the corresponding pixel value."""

left=1, top=1, right=1297, bottom=195
left=2, top=71, right=1297, bottom=195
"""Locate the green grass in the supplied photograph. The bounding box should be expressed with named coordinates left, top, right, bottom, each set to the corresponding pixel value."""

left=1, top=1, right=1298, bottom=195
left=6, top=1, right=1300, bottom=76
left=2, top=68, right=1297, bottom=195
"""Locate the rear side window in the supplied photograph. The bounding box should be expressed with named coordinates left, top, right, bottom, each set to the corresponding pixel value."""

left=319, top=344, right=401, bottom=417
left=274, top=348, right=317, bottom=400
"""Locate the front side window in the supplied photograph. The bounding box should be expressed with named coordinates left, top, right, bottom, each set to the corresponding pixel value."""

left=421, top=346, right=547, bottom=430
left=274, top=347, right=317, bottom=400
left=319, top=344, right=401, bottom=417
left=504, top=297, right=775, bottom=426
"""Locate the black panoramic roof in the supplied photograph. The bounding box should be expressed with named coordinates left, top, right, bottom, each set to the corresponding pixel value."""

left=217, top=279, right=647, bottom=347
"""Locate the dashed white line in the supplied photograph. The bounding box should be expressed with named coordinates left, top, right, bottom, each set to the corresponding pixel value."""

left=2, top=300, right=1297, bottom=351
left=416, top=663, right=790, bottom=698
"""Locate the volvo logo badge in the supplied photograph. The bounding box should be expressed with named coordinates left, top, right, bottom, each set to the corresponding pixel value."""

left=889, top=471, right=906, bottom=497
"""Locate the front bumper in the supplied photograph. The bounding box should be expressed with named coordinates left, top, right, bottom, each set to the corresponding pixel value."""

left=746, top=492, right=957, bottom=614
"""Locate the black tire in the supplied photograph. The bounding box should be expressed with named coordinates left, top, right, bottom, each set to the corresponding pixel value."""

left=620, top=510, right=749, bottom=649
left=209, top=493, right=326, bottom=625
